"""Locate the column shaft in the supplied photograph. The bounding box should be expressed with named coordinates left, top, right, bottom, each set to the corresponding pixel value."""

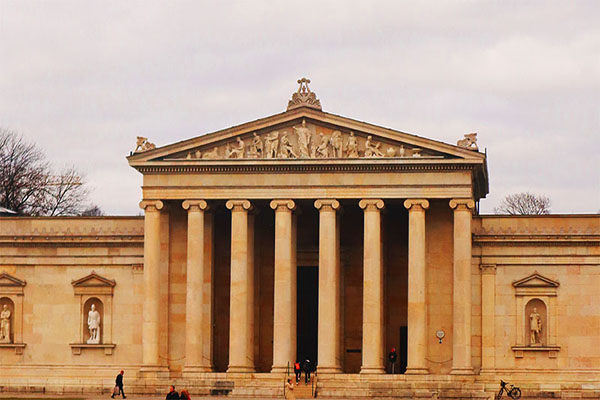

left=271, top=200, right=297, bottom=373
left=140, top=200, right=163, bottom=367
left=315, top=199, right=342, bottom=374
left=450, top=199, right=475, bottom=374
left=183, top=200, right=210, bottom=373
left=403, top=199, right=429, bottom=374
left=360, top=199, right=385, bottom=374
left=480, top=264, right=496, bottom=372
left=226, top=200, right=255, bottom=373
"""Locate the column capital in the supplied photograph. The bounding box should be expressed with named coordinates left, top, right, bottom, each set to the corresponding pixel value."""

left=403, top=199, right=429, bottom=211
left=359, top=199, right=384, bottom=211
left=226, top=199, right=252, bottom=211
left=314, top=199, right=340, bottom=211
left=270, top=199, right=296, bottom=211
left=449, top=198, right=475, bottom=211
left=182, top=200, right=208, bottom=211
left=139, top=200, right=164, bottom=211
left=480, top=264, right=497, bottom=275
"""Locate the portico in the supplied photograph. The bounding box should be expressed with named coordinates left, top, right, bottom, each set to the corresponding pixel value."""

left=128, top=81, right=488, bottom=376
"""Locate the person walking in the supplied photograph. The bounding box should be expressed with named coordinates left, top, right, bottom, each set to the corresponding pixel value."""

left=179, top=389, right=191, bottom=400
left=293, top=360, right=301, bottom=383
left=303, top=359, right=311, bottom=384
left=285, top=378, right=296, bottom=400
left=111, top=370, right=126, bottom=399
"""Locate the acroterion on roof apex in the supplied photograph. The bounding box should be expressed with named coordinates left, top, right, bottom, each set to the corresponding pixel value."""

left=287, top=77, right=322, bottom=111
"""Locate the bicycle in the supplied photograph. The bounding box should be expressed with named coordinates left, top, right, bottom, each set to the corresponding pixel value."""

left=495, top=380, right=521, bottom=400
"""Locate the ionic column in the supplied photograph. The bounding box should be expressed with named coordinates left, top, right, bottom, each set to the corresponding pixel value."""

left=480, top=264, right=496, bottom=373
left=226, top=200, right=255, bottom=373
left=450, top=199, right=475, bottom=375
left=359, top=199, right=385, bottom=374
left=139, top=200, right=164, bottom=368
left=314, top=199, right=342, bottom=374
left=182, top=200, right=211, bottom=373
left=271, top=200, right=297, bottom=373
left=403, top=199, right=429, bottom=375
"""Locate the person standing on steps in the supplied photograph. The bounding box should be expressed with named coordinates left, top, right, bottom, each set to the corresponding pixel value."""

left=285, top=378, right=296, bottom=400
left=303, top=358, right=312, bottom=384
left=294, top=360, right=301, bottom=383
left=388, top=347, right=398, bottom=374
left=166, top=385, right=179, bottom=400
left=111, top=370, right=126, bottom=399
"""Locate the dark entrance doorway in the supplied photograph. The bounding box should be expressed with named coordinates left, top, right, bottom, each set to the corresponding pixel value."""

left=297, top=266, right=318, bottom=366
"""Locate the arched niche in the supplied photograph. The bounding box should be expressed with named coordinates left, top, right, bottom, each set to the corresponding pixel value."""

left=0, top=272, right=26, bottom=354
left=83, top=297, right=104, bottom=344
left=525, top=298, right=547, bottom=346
left=0, top=297, right=15, bottom=343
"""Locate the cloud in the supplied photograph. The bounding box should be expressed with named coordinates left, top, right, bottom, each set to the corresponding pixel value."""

left=0, top=1, right=598, bottom=214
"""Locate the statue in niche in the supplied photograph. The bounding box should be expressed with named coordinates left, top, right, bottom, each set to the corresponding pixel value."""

left=87, top=303, right=101, bottom=344
left=202, top=147, right=220, bottom=159
left=0, top=304, right=11, bottom=343
left=529, top=307, right=543, bottom=346
left=278, top=133, right=298, bottom=158
left=330, top=131, right=343, bottom=158
left=293, top=120, right=312, bottom=158
left=345, top=131, right=359, bottom=158
left=364, top=135, right=384, bottom=158
left=226, top=137, right=245, bottom=159
left=247, top=132, right=263, bottom=159
left=264, top=131, right=280, bottom=159
left=315, top=133, right=330, bottom=158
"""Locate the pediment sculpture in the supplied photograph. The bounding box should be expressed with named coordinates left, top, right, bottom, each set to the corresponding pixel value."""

left=179, top=120, right=433, bottom=161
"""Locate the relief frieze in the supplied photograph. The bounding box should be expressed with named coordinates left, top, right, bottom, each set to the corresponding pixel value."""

left=176, top=120, right=440, bottom=161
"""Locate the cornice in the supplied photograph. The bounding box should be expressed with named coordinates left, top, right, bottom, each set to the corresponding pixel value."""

left=134, top=162, right=475, bottom=175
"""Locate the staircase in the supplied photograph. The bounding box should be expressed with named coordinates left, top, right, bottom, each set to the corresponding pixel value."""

left=286, top=375, right=315, bottom=399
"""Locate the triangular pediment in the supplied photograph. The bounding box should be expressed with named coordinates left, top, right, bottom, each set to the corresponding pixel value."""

left=71, top=271, right=116, bottom=288
left=512, top=273, right=560, bottom=288
left=128, top=108, right=485, bottom=164
left=0, top=272, right=26, bottom=287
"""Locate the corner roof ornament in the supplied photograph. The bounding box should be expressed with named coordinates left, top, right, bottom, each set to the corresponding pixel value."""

left=287, top=77, right=322, bottom=111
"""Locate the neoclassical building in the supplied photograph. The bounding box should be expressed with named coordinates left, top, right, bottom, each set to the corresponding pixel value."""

left=0, top=80, right=598, bottom=399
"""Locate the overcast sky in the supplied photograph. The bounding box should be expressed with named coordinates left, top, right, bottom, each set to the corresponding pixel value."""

left=1, top=1, right=598, bottom=215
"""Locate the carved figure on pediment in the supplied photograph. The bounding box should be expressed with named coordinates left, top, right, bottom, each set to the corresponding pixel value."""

left=186, top=150, right=202, bottom=160
left=364, top=135, right=384, bottom=158
left=134, top=136, right=156, bottom=153
left=226, top=137, right=245, bottom=159
left=264, top=131, right=280, bottom=159
left=315, top=133, right=330, bottom=158
left=87, top=303, right=101, bottom=344
left=345, top=132, right=359, bottom=158
left=530, top=308, right=542, bottom=346
left=386, top=147, right=396, bottom=157
left=330, top=131, right=343, bottom=158
left=247, top=132, right=263, bottom=159
left=202, top=147, right=220, bottom=159
left=0, top=304, right=11, bottom=343
left=293, top=120, right=312, bottom=158
left=278, top=133, right=298, bottom=159
left=399, top=145, right=406, bottom=157
left=457, top=133, right=478, bottom=151
left=412, top=148, right=422, bottom=158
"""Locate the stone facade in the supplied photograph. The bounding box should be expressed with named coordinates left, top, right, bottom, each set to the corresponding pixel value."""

left=0, top=84, right=598, bottom=398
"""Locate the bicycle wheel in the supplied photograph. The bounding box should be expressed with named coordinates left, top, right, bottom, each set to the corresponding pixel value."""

left=495, top=390, right=503, bottom=400
left=509, top=387, right=521, bottom=400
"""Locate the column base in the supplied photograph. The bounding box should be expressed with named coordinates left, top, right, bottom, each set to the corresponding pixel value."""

left=405, top=367, right=429, bottom=375
left=360, top=366, right=385, bottom=374
left=227, top=365, right=255, bottom=373
left=317, top=366, right=342, bottom=374
left=139, top=365, right=170, bottom=380
left=271, top=365, right=291, bottom=374
left=183, top=365, right=213, bottom=376
left=450, top=367, right=474, bottom=375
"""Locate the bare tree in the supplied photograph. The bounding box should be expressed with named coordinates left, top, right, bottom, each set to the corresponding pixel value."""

left=0, top=128, right=93, bottom=216
left=494, top=192, right=551, bottom=215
